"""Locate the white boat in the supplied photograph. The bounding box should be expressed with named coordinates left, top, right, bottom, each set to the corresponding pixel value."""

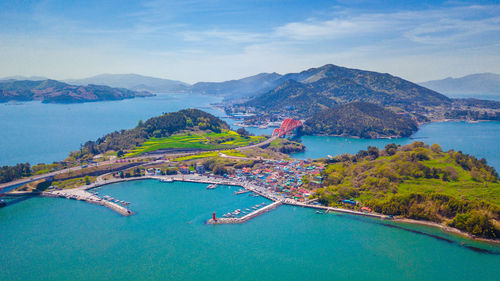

left=160, top=178, right=173, bottom=183
left=207, top=184, right=217, bottom=189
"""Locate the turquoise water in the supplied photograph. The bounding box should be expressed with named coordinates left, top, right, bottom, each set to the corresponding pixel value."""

left=1, top=180, right=499, bottom=281
left=292, top=121, right=500, bottom=171
left=0, top=94, right=222, bottom=166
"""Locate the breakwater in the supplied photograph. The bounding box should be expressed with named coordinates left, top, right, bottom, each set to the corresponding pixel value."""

left=282, top=199, right=391, bottom=220
left=207, top=201, right=282, bottom=224
left=42, top=188, right=133, bottom=216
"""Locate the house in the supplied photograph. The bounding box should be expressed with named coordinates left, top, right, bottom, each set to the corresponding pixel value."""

left=360, top=206, right=372, bottom=212
left=195, top=164, right=205, bottom=174
left=180, top=165, right=190, bottom=174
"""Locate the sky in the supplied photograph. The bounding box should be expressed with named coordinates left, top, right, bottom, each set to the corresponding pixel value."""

left=0, top=0, right=499, bottom=84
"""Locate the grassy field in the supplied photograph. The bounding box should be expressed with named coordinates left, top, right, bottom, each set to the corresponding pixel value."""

left=315, top=142, right=500, bottom=238
left=171, top=150, right=249, bottom=162
left=321, top=149, right=500, bottom=206
left=125, top=130, right=266, bottom=157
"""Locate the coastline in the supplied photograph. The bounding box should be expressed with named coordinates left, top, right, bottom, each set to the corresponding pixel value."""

left=39, top=175, right=500, bottom=246
left=393, top=217, right=500, bottom=245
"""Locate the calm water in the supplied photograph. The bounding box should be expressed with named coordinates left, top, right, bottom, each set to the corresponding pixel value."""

left=0, top=94, right=222, bottom=166
left=292, top=121, right=500, bottom=171
left=1, top=180, right=499, bottom=281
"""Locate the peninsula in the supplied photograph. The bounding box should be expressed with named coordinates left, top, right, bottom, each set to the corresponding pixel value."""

left=0, top=79, right=153, bottom=103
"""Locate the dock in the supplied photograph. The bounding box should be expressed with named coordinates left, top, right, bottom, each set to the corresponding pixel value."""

left=42, top=188, right=133, bottom=216
left=207, top=201, right=282, bottom=224
left=282, top=199, right=391, bottom=220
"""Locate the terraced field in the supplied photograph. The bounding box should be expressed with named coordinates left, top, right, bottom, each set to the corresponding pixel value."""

left=125, top=130, right=266, bottom=157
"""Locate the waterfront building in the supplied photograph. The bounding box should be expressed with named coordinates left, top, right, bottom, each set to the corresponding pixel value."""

left=195, top=164, right=205, bottom=174
left=180, top=165, right=190, bottom=174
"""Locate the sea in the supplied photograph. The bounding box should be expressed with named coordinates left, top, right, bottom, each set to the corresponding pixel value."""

left=1, top=93, right=499, bottom=280
left=1, top=180, right=499, bottom=281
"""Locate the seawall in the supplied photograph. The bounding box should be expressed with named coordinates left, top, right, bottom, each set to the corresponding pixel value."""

left=207, top=201, right=282, bottom=224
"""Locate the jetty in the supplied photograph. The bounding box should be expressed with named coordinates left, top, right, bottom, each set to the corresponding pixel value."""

left=282, top=199, right=391, bottom=220
left=207, top=201, right=282, bottom=224
left=42, top=188, right=133, bottom=216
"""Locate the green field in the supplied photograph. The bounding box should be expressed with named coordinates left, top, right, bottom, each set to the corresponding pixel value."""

left=171, top=149, right=248, bottom=162
left=125, top=130, right=266, bottom=157
left=315, top=142, right=500, bottom=238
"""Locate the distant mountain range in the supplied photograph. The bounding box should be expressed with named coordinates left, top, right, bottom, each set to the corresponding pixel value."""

left=420, top=73, right=500, bottom=95
left=66, top=74, right=190, bottom=93
left=190, top=72, right=282, bottom=99
left=242, top=64, right=450, bottom=117
left=0, top=79, right=153, bottom=103
left=0, top=75, right=49, bottom=81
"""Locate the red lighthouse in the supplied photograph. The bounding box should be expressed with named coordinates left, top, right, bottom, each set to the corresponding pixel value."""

left=212, top=212, right=216, bottom=221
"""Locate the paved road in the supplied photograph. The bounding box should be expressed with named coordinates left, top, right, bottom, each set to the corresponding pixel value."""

left=0, top=136, right=277, bottom=192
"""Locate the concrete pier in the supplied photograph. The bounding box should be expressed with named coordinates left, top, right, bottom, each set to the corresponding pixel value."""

left=42, top=189, right=133, bottom=216
left=282, top=199, right=391, bottom=220
left=207, top=201, right=282, bottom=224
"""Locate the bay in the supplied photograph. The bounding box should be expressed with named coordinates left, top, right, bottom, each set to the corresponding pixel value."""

left=0, top=94, right=221, bottom=165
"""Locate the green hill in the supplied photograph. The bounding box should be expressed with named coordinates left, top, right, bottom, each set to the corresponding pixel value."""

left=302, top=102, right=418, bottom=138
left=314, top=142, right=500, bottom=239
left=0, top=79, right=153, bottom=103
left=73, top=109, right=267, bottom=161
left=76, top=109, right=230, bottom=157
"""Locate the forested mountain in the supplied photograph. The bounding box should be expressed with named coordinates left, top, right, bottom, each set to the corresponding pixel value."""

left=190, top=72, right=282, bottom=99
left=0, top=79, right=153, bottom=103
left=66, top=74, right=190, bottom=93
left=78, top=109, right=229, bottom=156
left=243, top=64, right=451, bottom=116
left=303, top=102, right=418, bottom=138
left=420, top=73, right=500, bottom=95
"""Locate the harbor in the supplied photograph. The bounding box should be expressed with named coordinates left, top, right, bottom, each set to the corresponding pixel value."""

left=207, top=201, right=283, bottom=224
left=37, top=170, right=391, bottom=223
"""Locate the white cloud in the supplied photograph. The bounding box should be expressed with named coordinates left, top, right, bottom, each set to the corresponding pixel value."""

left=0, top=2, right=499, bottom=83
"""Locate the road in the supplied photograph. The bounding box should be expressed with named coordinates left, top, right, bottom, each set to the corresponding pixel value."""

left=0, top=136, right=277, bottom=192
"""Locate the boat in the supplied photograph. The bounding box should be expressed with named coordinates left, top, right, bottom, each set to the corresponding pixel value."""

left=315, top=210, right=324, bottom=214
left=160, top=178, right=173, bottom=183
left=207, top=184, right=217, bottom=189
left=234, top=189, right=249, bottom=195
left=0, top=200, right=6, bottom=207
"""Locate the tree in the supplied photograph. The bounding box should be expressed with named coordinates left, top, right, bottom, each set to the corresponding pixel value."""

left=385, top=143, right=399, bottom=156
left=236, top=127, right=250, bottom=137
left=430, top=143, right=442, bottom=153
left=117, top=150, right=124, bottom=158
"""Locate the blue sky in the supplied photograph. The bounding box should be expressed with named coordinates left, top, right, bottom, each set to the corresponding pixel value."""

left=0, top=0, right=499, bottom=83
